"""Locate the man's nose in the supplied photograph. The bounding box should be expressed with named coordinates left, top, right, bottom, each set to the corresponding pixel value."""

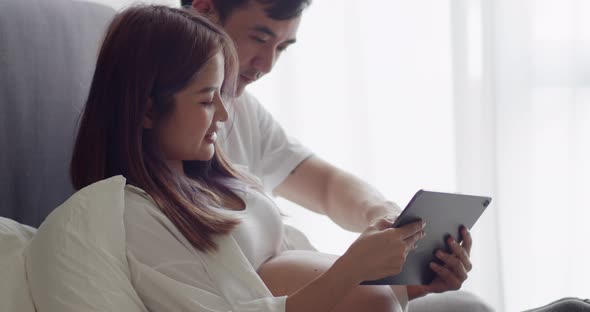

left=251, top=47, right=276, bottom=74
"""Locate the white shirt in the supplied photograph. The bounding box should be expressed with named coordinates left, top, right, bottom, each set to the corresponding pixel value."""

left=124, top=185, right=287, bottom=312
left=217, top=189, right=284, bottom=270
left=218, top=92, right=312, bottom=193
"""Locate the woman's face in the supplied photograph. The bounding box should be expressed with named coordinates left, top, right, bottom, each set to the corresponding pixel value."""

left=149, top=52, right=228, bottom=172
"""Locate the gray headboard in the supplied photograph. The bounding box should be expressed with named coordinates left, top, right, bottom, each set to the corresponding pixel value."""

left=0, top=0, right=115, bottom=227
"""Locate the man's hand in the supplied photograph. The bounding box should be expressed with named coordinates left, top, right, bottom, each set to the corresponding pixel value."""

left=407, top=226, right=473, bottom=300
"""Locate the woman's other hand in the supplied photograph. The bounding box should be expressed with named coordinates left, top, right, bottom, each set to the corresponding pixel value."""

left=341, top=218, right=426, bottom=283
left=407, top=225, right=473, bottom=299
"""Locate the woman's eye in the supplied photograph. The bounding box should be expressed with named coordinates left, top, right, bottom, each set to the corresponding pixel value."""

left=200, top=100, right=214, bottom=106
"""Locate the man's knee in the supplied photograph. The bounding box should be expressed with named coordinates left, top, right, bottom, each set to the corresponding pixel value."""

left=338, top=286, right=404, bottom=312
left=409, top=290, right=494, bottom=312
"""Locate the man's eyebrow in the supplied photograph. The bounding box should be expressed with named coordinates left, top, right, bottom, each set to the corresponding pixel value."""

left=252, top=25, right=297, bottom=45
left=253, top=25, right=276, bottom=37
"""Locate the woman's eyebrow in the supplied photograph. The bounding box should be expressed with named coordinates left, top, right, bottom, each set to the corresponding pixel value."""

left=197, top=86, right=218, bottom=94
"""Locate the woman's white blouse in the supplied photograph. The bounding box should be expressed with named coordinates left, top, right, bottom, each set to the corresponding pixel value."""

left=123, top=185, right=287, bottom=312
left=218, top=190, right=284, bottom=271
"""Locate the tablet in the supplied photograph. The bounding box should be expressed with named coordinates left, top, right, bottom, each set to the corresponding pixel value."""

left=361, top=190, right=491, bottom=285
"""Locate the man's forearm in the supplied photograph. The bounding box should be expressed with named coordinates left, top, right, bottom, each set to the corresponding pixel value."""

left=275, top=156, right=402, bottom=232
left=323, top=168, right=402, bottom=232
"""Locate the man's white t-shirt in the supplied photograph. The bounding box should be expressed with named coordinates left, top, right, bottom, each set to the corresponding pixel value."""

left=218, top=92, right=312, bottom=194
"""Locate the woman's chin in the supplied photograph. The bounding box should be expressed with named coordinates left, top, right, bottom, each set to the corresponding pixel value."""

left=192, top=146, right=215, bottom=161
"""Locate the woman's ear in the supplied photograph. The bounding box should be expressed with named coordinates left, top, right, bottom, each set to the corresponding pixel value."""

left=192, top=0, right=221, bottom=24
left=143, top=98, right=154, bottom=129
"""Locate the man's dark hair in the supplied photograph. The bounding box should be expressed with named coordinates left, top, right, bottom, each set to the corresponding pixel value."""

left=181, top=0, right=311, bottom=22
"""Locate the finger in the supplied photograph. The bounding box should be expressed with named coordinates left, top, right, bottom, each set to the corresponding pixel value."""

left=403, top=230, right=425, bottom=250
left=429, top=262, right=463, bottom=290
left=370, top=217, right=393, bottom=231
left=435, top=250, right=468, bottom=281
left=460, top=226, right=472, bottom=256
left=394, top=220, right=426, bottom=239
left=448, top=236, right=472, bottom=272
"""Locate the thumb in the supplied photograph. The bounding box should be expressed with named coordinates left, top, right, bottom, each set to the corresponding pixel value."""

left=370, top=217, right=393, bottom=231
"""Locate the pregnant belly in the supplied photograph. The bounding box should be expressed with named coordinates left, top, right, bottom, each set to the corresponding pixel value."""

left=257, top=250, right=406, bottom=312
left=258, top=250, right=339, bottom=296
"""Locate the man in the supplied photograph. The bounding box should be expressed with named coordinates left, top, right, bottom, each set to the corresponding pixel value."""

left=182, top=0, right=492, bottom=310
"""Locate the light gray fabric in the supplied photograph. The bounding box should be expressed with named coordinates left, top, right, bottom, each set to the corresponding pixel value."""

left=0, top=0, right=115, bottom=226
left=409, top=290, right=495, bottom=312
left=523, top=298, right=590, bottom=312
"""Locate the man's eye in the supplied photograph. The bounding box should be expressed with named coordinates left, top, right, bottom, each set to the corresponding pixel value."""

left=250, top=36, right=267, bottom=44
left=200, top=101, right=214, bottom=106
left=277, top=45, right=288, bottom=52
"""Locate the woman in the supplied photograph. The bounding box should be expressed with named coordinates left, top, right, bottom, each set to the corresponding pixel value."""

left=70, top=5, right=459, bottom=312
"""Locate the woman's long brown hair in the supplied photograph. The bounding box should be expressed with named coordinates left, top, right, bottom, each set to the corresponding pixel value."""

left=70, top=5, right=254, bottom=252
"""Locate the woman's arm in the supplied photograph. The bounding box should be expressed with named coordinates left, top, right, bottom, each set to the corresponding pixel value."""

left=284, top=218, right=425, bottom=312
left=285, top=255, right=361, bottom=312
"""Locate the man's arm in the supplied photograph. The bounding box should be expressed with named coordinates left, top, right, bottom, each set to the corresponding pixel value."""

left=274, top=156, right=402, bottom=232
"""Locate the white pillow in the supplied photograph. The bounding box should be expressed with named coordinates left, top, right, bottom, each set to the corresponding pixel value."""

left=0, top=217, right=36, bottom=312
left=24, top=176, right=147, bottom=312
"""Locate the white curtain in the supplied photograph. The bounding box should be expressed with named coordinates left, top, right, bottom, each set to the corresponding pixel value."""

left=253, top=0, right=590, bottom=311
left=86, top=0, right=590, bottom=310
left=469, top=0, right=590, bottom=310
left=454, top=0, right=590, bottom=310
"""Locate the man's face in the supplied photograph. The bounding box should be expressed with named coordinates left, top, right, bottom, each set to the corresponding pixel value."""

left=220, top=1, right=301, bottom=95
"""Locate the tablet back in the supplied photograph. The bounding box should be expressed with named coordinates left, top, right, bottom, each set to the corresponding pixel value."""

left=362, top=190, right=491, bottom=285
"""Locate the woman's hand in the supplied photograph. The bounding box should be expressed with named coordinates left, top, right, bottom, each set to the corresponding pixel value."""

left=341, top=217, right=426, bottom=283
left=407, top=226, right=473, bottom=299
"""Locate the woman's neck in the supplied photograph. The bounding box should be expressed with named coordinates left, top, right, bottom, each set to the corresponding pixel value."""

left=167, top=160, right=185, bottom=176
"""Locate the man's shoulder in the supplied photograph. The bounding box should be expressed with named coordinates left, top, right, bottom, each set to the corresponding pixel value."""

left=231, top=91, right=268, bottom=118
left=234, top=91, right=261, bottom=107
